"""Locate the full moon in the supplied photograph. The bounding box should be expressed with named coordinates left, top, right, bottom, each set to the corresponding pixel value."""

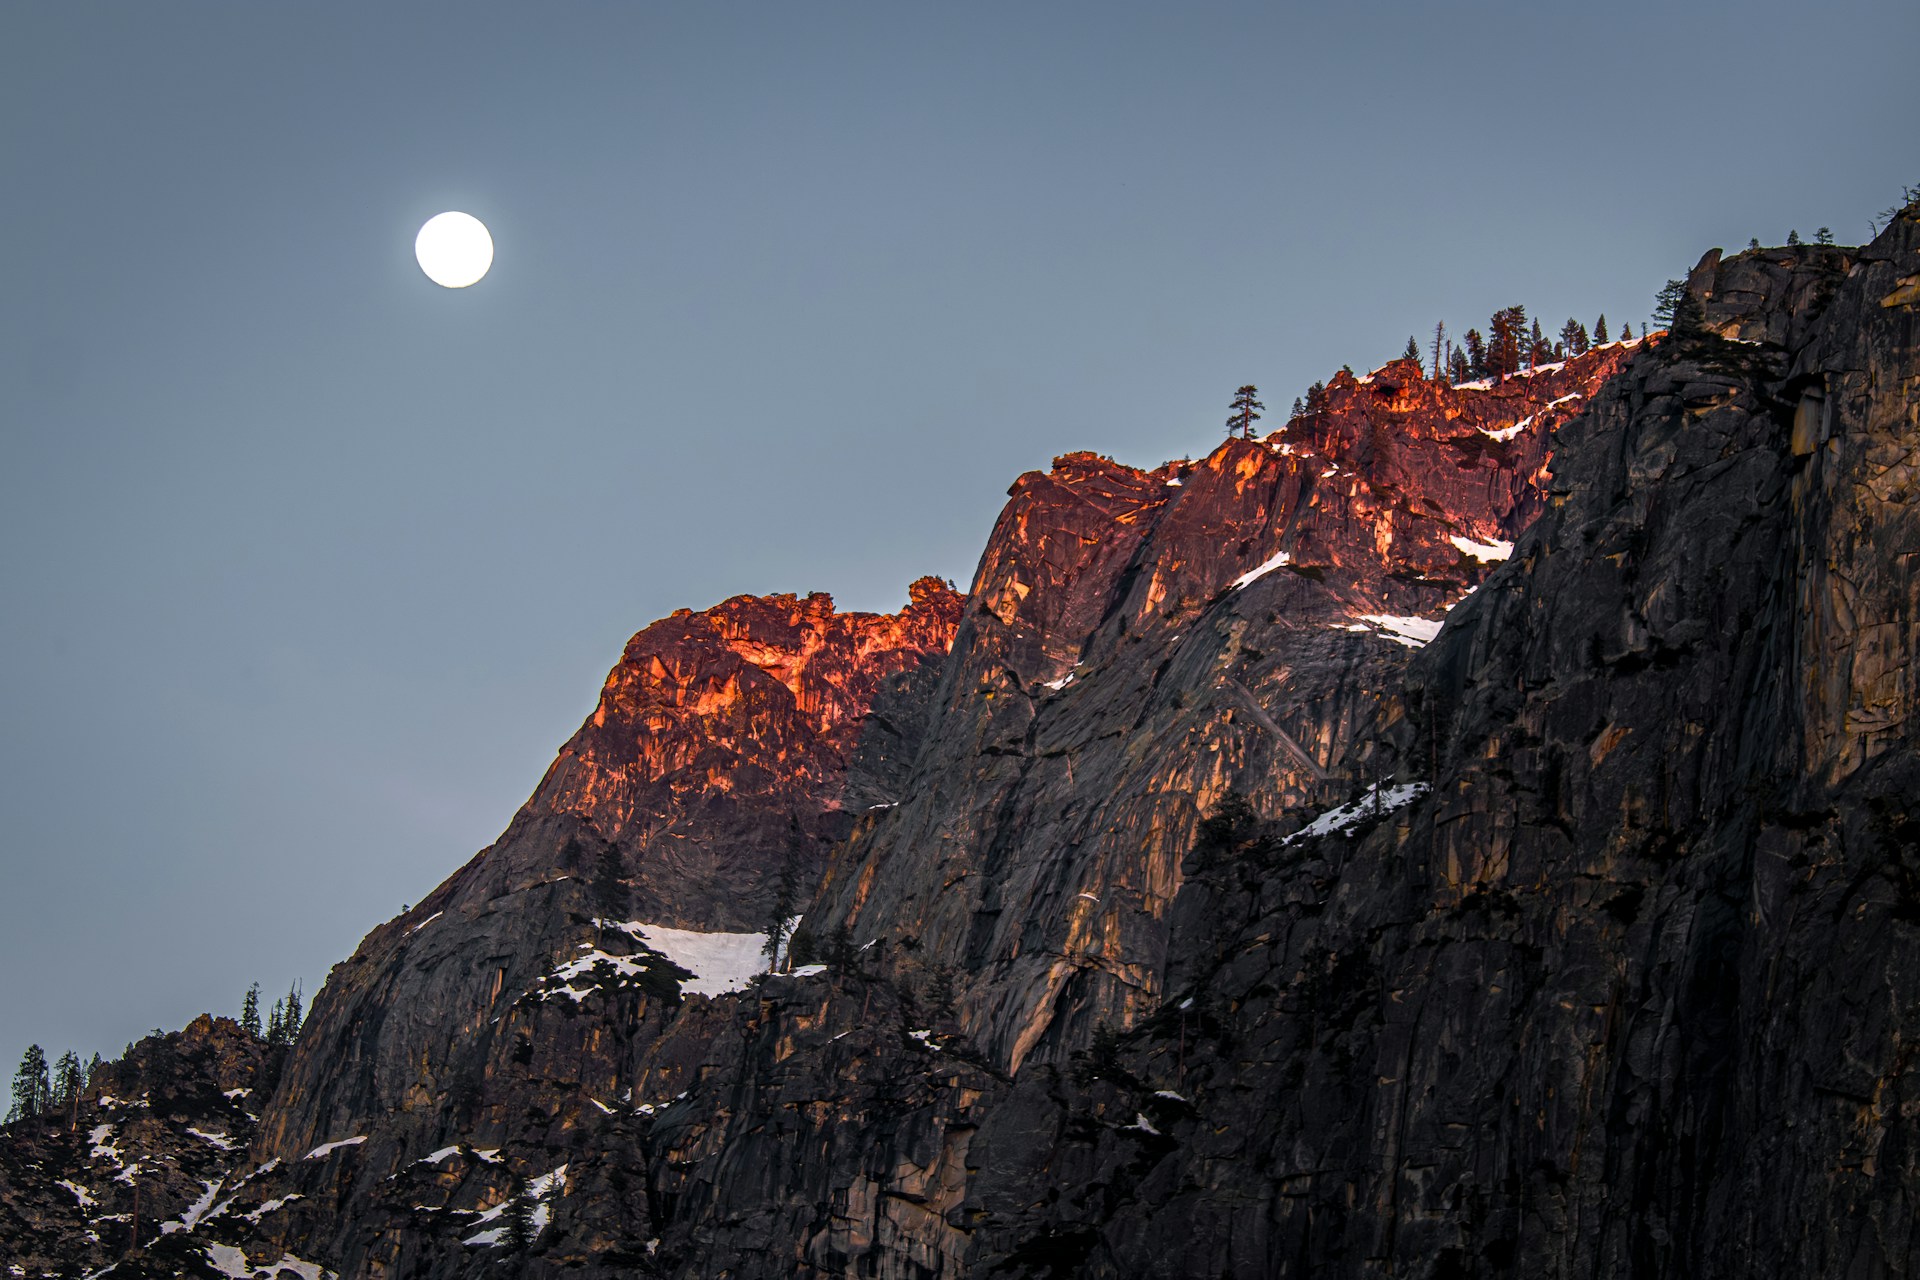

left=414, top=211, right=493, bottom=288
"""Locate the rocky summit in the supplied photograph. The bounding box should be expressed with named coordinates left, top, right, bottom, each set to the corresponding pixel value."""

left=5, top=205, right=1919, bottom=1279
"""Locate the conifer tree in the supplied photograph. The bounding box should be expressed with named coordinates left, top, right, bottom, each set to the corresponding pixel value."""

left=53, top=1052, right=83, bottom=1129
left=1486, top=306, right=1527, bottom=379
left=1619, top=322, right=1631, bottom=340
left=1787, top=228, right=1801, bottom=245
left=500, top=1172, right=537, bottom=1251
left=241, top=984, right=262, bottom=1039
left=825, top=923, right=859, bottom=973
left=1593, top=314, right=1609, bottom=344
left=1400, top=335, right=1422, bottom=372
left=1462, top=329, right=1488, bottom=379
left=1226, top=385, right=1264, bottom=439
left=591, top=845, right=627, bottom=922
left=763, top=818, right=804, bottom=972
left=1447, top=347, right=1471, bottom=384
left=1303, top=381, right=1328, bottom=415
left=10, top=1044, right=49, bottom=1121
left=927, top=966, right=957, bottom=1023
left=1816, top=227, right=1834, bottom=245
left=1653, top=279, right=1693, bottom=330
left=1290, top=396, right=1304, bottom=419
left=266, top=998, right=286, bottom=1047
left=1748, top=237, right=1762, bottom=251
left=283, top=983, right=304, bottom=1040
left=86, top=1053, right=102, bottom=1087
left=1430, top=321, right=1447, bottom=383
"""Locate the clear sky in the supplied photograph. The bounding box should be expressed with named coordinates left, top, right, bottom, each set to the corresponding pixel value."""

left=2, top=3, right=1914, bottom=1071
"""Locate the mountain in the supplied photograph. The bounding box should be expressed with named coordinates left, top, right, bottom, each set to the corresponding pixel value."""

left=4, top=203, right=1917, bottom=1278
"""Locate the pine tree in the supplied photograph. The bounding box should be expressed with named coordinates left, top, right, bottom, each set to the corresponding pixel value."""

left=591, top=845, right=627, bottom=922
left=1593, top=314, right=1609, bottom=344
left=1462, top=329, right=1488, bottom=379
left=825, top=923, right=859, bottom=972
left=1653, top=279, right=1688, bottom=330
left=1290, top=396, right=1304, bottom=419
left=53, top=1052, right=83, bottom=1129
left=763, top=818, right=804, bottom=972
left=500, top=1172, right=537, bottom=1251
left=241, top=984, right=262, bottom=1039
left=1558, top=319, right=1584, bottom=357
left=1447, top=347, right=1471, bottom=383
left=283, top=983, right=304, bottom=1041
left=1430, top=321, right=1447, bottom=384
left=1303, top=381, right=1328, bottom=415
left=1786, top=228, right=1801, bottom=245
left=1226, top=385, right=1264, bottom=439
left=266, top=998, right=285, bottom=1047
left=1528, top=317, right=1551, bottom=367
left=927, top=966, right=957, bottom=1024
left=1816, top=227, right=1834, bottom=245
left=1748, top=237, right=1762, bottom=251
left=86, top=1054, right=102, bottom=1088
left=1400, top=335, right=1422, bottom=372
left=1486, top=306, right=1527, bottom=379
left=10, top=1044, right=49, bottom=1121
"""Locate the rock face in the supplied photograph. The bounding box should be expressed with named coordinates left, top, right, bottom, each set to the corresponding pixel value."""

left=6, top=207, right=1919, bottom=1279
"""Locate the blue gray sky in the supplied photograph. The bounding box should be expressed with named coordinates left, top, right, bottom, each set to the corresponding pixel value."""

left=2, top=3, right=1914, bottom=1070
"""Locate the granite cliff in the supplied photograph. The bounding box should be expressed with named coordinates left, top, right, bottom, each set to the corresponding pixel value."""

left=4, top=202, right=1917, bottom=1279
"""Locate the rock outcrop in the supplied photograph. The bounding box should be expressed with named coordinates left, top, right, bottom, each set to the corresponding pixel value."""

left=6, top=204, right=1917, bottom=1279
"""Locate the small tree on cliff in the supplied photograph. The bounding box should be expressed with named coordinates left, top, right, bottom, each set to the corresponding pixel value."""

left=1226, top=385, right=1264, bottom=439
left=1593, top=314, right=1609, bottom=344
left=500, top=1172, right=537, bottom=1252
left=763, top=818, right=805, bottom=972
left=1400, top=335, right=1422, bottom=372
left=591, top=845, right=627, bottom=922
left=240, top=983, right=262, bottom=1039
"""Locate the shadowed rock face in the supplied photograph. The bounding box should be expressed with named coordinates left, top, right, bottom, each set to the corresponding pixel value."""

left=9, top=211, right=1919, bottom=1279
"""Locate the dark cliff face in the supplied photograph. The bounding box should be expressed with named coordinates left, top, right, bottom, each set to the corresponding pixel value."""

left=8, top=209, right=1918, bottom=1279
left=819, top=345, right=1637, bottom=1074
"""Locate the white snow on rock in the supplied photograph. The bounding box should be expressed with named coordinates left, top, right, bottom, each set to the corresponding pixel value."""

left=597, top=921, right=775, bottom=996
left=56, top=1179, right=96, bottom=1208
left=1480, top=414, right=1534, bottom=442
left=304, top=1136, right=367, bottom=1160
left=1449, top=534, right=1513, bottom=562
left=243, top=1194, right=303, bottom=1224
left=407, top=911, right=443, bottom=934
left=417, top=1146, right=464, bottom=1166
left=1231, top=549, right=1293, bottom=590
left=204, top=1244, right=253, bottom=1279
left=1041, top=672, right=1075, bottom=691
left=222, top=1088, right=251, bottom=1100
left=1285, top=783, right=1430, bottom=845
left=1351, top=614, right=1443, bottom=652
left=1126, top=1113, right=1162, bottom=1136
left=463, top=1165, right=567, bottom=1247
left=88, top=1124, right=120, bottom=1165
left=188, top=1127, right=237, bottom=1150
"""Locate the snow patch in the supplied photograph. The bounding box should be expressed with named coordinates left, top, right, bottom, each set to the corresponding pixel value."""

left=610, top=922, right=776, bottom=996
left=56, top=1179, right=96, bottom=1208
left=1449, top=534, right=1513, bottom=562
left=1231, top=549, right=1293, bottom=591
left=1041, top=672, right=1075, bottom=691
left=1350, top=614, right=1446, bottom=648
left=188, top=1127, right=236, bottom=1150
left=407, top=911, right=443, bottom=934
left=304, top=1136, right=367, bottom=1160
left=1286, top=783, right=1430, bottom=845
left=243, top=1194, right=303, bottom=1224
left=222, top=1088, right=251, bottom=1100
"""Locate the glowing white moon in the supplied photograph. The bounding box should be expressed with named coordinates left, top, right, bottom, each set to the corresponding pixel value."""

left=414, top=211, right=493, bottom=288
